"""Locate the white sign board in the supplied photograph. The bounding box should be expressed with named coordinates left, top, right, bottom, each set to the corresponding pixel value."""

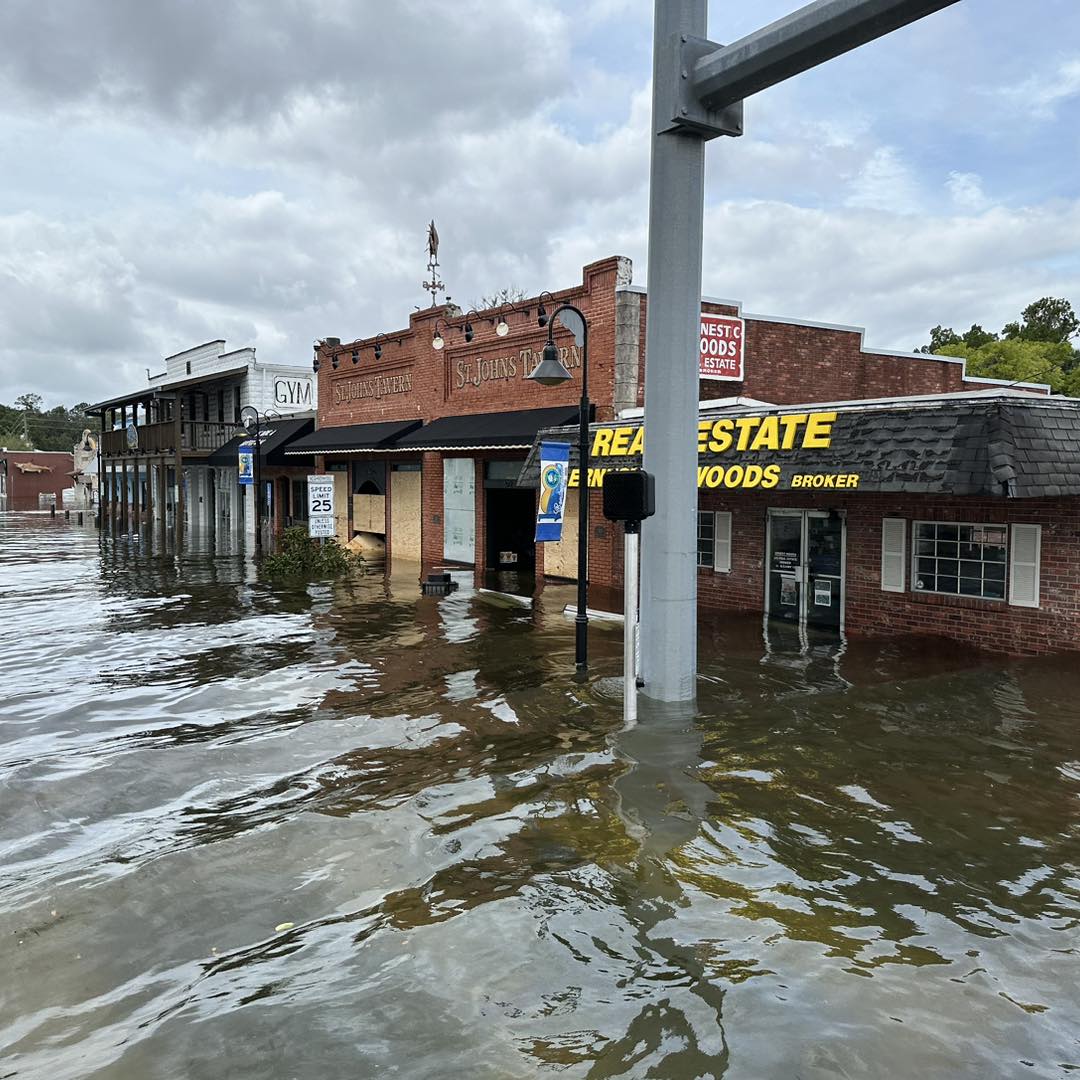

left=307, top=475, right=335, bottom=539
left=274, top=376, right=313, bottom=409
left=307, top=475, right=334, bottom=517
left=308, top=515, right=336, bottom=538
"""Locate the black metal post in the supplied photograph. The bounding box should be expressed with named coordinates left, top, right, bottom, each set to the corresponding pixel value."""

left=575, top=319, right=590, bottom=675
left=254, top=419, right=263, bottom=553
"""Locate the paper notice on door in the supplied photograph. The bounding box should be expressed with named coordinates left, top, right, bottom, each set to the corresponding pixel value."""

left=814, top=579, right=832, bottom=607
left=780, top=576, right=798, bottom=606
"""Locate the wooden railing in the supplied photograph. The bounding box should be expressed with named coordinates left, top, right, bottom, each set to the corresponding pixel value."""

left=101, top=421, right=240, bottom=457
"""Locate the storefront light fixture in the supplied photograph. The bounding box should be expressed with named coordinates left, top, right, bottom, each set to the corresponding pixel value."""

left=432, top=319, right=448, bottom=350
left=536, top=292, right=554, bottom=328
left=495, top=313, right=510, bottom=337
left=351, top=349, right=359, bottom=365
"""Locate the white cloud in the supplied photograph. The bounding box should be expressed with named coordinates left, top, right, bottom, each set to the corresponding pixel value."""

left=946, top=171, right=990, bottom=213
left=1000, top=57, right=1080, bottom=119
left=844, top=147, right=922, bottom=215
left=0, top=0, right=1078, bottom=408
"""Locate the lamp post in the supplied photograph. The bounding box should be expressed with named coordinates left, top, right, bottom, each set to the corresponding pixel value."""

left=240, top=405, right=263, bottom=553
left=526, top=304, right=590, bottom=675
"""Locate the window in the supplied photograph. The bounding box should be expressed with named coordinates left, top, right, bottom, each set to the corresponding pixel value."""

left=912, top=521, right=1007, bottom=600
left=292, top=479, right=308, bottom=521
left=697, top=511, right=714, bottom=568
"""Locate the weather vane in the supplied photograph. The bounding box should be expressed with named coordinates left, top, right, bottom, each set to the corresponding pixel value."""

left=422, top=219, right=446, bottom=307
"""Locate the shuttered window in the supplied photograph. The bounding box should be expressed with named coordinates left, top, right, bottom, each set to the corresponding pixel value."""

left=1008, top=524, right=1041, bottom=608
left=713, top=511, right=732, bottom=573
left=881, top=517, right=906, bottom=592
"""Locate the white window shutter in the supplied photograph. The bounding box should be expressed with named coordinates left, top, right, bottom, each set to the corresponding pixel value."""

left=881, top=518, right=906, bottom=592
left=713, top=511, right=732, bottom=572
left=1009, top=524, right=1041, bottom=608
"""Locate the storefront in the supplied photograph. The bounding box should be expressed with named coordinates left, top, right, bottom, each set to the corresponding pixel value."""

left=304, top=253, right=1080, bottom=652
left=209, top=416, right=315, bottom=538
left=524, top=388, right=1080, bottom=655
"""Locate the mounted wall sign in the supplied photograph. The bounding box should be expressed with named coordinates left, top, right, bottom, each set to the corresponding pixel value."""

left=274, top=377, right=313, bottom=409
left=700, top=313, right=744, bottom=382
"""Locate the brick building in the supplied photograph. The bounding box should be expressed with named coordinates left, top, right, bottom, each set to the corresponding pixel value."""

left=0, top=450, right=74, bottom=511
left=298, top=254, right=1076, bottom=655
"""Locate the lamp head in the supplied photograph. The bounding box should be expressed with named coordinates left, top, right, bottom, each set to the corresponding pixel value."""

left=495, top=315, right=509, bottom=337
left=432, top=329, right=445, bottom=350
left=526, top=339, right=572, bottom=387
left=240, top=405, right=259, bottom=435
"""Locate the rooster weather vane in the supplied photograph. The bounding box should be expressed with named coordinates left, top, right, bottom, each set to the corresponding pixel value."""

left=422, top=220, right=446, bottom=307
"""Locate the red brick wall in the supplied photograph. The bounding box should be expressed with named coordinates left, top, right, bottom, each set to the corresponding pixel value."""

left=3, top=452, right=74, bottom=510
left=316, top=257, right=624, bottom=435
left=631, top=293, right=1043, bottom=407
left=685, top=490, right=1080, bottom=656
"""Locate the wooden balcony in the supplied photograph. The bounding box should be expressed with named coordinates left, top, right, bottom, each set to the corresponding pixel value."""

left=101, top=420, right=240, bottom=458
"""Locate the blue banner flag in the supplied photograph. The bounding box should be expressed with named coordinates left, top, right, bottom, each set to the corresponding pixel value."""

left=238, top=441, right=255, bottom=486
left=535, top=441, right=570, bottom=542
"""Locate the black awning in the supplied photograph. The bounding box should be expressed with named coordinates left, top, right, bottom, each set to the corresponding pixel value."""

left=283, top=418, right=423, bottom=455
left=208, top=417, right=314, bottom=467
left=393, top=406, right=583, bottom=451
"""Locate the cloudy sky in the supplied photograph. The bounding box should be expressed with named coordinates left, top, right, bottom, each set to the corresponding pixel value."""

left=0, top=0, right=1078, bottom=407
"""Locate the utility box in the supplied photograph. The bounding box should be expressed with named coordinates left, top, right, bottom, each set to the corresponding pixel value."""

left=602, top=470, right=655, bottom=527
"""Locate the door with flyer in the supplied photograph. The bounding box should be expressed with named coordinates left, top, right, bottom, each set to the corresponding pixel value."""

left=766, top=509, right=844, bottom=630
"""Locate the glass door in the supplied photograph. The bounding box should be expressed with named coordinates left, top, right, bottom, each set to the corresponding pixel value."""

left=766, top=510, right=845, bottom=629
left=766, top=510, right=804, bottom=622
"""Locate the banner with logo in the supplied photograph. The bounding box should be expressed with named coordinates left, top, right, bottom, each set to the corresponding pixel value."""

left=238, top=440, right=255, bottom=485
left=535, top=441, right=570, bottom=542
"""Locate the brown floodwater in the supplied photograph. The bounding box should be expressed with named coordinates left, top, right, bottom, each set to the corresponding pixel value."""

left=1, top=513, right=1078, bottom=1079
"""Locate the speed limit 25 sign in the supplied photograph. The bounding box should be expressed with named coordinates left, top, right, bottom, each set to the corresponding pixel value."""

left=307, top=475, right=335, bottom=515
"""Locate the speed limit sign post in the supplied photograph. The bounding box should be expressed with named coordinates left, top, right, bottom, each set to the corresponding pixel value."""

left=307, top=475, right=335, bottom=540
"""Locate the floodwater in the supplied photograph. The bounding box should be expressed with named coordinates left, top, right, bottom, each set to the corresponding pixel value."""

left=2, top=514, right=1079, bottom=1080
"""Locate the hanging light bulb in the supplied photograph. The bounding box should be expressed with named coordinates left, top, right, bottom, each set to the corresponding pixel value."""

left=464, top=320, right=474, bottom=343
left=432, top=329, right=445, bottom=350
left=495, top=315, right=509, bottom=337
left=374, top=342, right=382, bottom=360
left=537, top=302, right=548, bottom=328
left=351, top=350, right=359, bottom=364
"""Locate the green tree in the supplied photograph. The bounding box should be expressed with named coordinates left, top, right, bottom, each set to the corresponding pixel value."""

left=961, top=324, right=998, bottom=348
left=938, top=338, right=1079, bottom=395
left=14, top=393, right=43, bottom=413
left=1002, top=297, right=1079, bottom=344
left=0, top=428, right=34, bottom=450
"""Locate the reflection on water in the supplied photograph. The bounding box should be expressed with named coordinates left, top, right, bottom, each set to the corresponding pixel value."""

left=1, top=512, right=1078, bottom=1079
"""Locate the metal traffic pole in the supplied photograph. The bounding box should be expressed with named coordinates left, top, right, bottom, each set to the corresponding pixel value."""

left=638, top=0, right=961, bottom=705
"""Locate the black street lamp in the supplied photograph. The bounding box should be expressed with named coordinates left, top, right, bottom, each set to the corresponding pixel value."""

left=240, top=405, right=264, bottom=553
left=526, top=304, right=590, bottom=675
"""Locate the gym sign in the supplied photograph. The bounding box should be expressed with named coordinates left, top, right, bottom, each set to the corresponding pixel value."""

left=567, top=411, right=862, bottom=491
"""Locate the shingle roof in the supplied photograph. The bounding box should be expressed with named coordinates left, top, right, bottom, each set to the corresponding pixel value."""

left=518, top=399, right=1080, bottom=499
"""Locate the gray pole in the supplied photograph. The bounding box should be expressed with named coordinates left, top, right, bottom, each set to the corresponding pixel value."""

left=640, top=0, right=708, bottom=703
